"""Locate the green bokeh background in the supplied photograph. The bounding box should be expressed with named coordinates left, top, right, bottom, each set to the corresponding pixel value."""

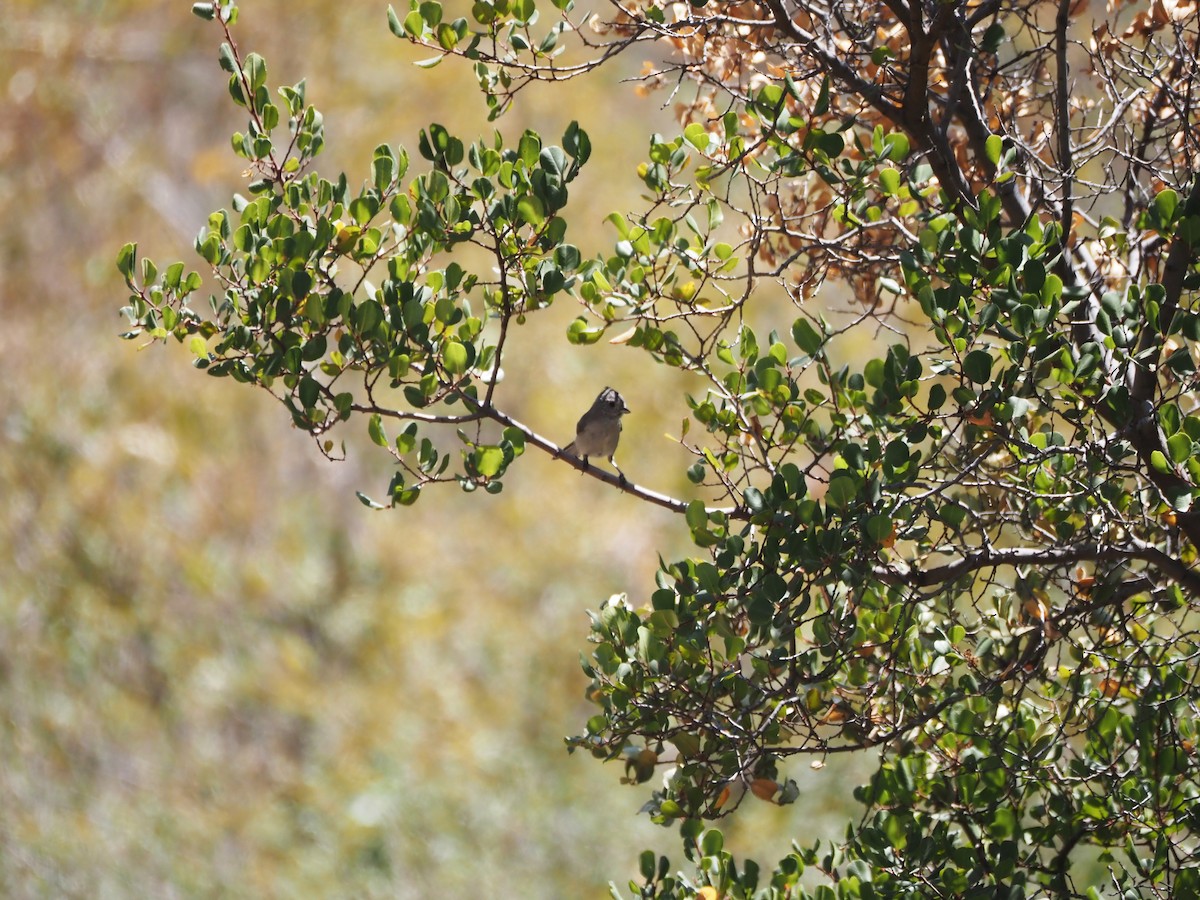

left=0, top=3, right=869, bottom=896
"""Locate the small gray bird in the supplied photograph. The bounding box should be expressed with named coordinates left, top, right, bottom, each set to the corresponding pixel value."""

left=564, top=386, right=631, bottom=482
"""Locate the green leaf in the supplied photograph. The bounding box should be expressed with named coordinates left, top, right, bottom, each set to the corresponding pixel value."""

left=244, top=53, right=267, bottom=92
left=878, top=167, right=901, bottom=195
left=356, top=491, right=387, bottom=510
left=792, top=318, right=824, bottom=356
left=1167, top=433, right=1191, bottom=465
left=884, top=439, right=910, bottom=470
left=116, top=242, right=138, bottom=280
left=683, top=122, right=710, bottom=151
left=540, top=145, right=569, bottom=178
left=502, top=427, right=526, bottom=455
left=419, top=0, right=443, bottom=26
left=387, top=5, right=405, bottom=37
left=817, top=131, right=844, bottom=157
left=163, top=261, right=185, bottom=289
left=982, top=22, right=1005, bottom=52
left=1166, top=346, right=1197, bottom=375
left=368, top=413, right=388, bottom=447
left=554, top=244, right=581, bottom=270
left=985, top=134, right=1003, bottom=166
left=373, top=147, right=395, bottom=190
left=825, top=472, right=860, bottom=509
left=639, top=850, right=656, bottom=882
left=1023, top=259, right=1046, bottom=293
left=392, top=484, right=421, bottom=507
left=517, top=194, right=545, bottom=226
left=218, top=42, right=238, bottom=74
left=297, top=374, right=319, bottom=409
left=755, top=84, right=785, bottom=116
left=1164, top=483, right=1193, bottom=512
left=567, top=317, right=605, bottom=345
left=396, top=423, right=418, bottom=455
left=813, top=75, right=831, bottom=115
left=443, top=339, right=469, bottom=375
left=1155, top=188, right=1179, bottom=225
left=866, top=514, right=894, bottom=543
left=964, top=349, right=993, bottom=384
left=700, top=829, right=724, bottom=856
left=940, top=502, right=968, bottom=529
left=476, top=446, right=505, bottom=477
left=883, top=132, right=910, bottom=161
left=1042, top=272, right=1063, bottom=303
left=563, top=121, right=591, bottom=165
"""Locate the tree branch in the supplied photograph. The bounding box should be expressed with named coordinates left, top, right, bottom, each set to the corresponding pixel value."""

left=876, top=541, right=1200, bottom=598
left=472, top=400, right=748, bottom=519
left=1054, top=0, right=1074, bottom=257
left=759, top=0, right=904, bottom=124
left=1129, top=174, right=1200, bottom=407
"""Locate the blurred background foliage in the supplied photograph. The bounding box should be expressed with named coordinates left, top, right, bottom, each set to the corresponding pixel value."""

left=0, top=1, right=869, bottom=895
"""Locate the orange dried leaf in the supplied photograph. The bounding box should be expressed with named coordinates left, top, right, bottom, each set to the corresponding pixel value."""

left=750, top=778, right=779, bottom=801
left=882, top=522, right=897, bottom=548
left=819, top=701, right=850, bottom=724
left=715, top=783, right=733, bottom=809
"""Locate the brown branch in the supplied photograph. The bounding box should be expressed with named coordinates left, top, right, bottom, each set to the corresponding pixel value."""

left=1129, top=175, right=1200, bottom=406
left=900, top=3, right=980, bottom=209
left=357, top=391, right=747, bottom=516
left=472, top=399, right=749, bottom=519
left=876, top=541, right=1200, bottom=598
left=762, top=0, right=978, bottom=210
left=759, top=0, right=904, bottom=124
left=1121, top=175, right=1200, bottom=545
left=1054, top=0, right=1073, bottom=257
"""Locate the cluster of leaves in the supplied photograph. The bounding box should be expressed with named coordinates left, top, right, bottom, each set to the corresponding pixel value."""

left=123, top=0, right=1200, bottom=897
left=123, top=4, right=600, bottom=507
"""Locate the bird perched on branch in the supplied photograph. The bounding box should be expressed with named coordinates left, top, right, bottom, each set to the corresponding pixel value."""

left=563, top=386, right=630, bottom=483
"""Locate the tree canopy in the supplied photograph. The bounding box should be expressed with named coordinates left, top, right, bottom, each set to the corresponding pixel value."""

left=122, top=0, right=1200, bottom=895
